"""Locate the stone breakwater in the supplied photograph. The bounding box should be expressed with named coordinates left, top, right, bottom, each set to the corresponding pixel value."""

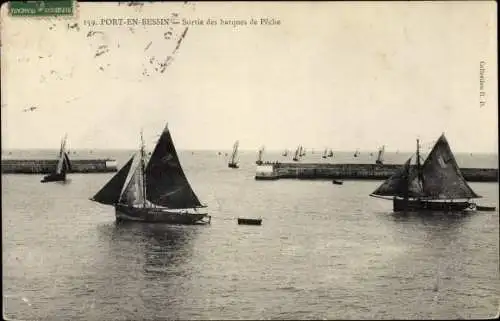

left=1, top=159, right=118, bottom=174
left=265, top=163, right=498, bottom=182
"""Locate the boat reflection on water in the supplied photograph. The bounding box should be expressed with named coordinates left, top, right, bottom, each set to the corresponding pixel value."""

left=110, top=221, right=200, bottom=260
left=386, top=209, right=475, bottom=254
left=93, top=222, right=205, bottom=319
left=117, top=222, right=206, bottom=278
left=390, top=209, right=476, bottom=221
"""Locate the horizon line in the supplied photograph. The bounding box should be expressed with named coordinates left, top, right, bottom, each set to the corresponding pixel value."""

left=1, top=147, right=498, bottom=155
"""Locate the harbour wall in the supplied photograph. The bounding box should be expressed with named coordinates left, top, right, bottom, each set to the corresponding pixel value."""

left=1, top=159, right=118, bottom=174
left=270, top=163, right=498, bottom=182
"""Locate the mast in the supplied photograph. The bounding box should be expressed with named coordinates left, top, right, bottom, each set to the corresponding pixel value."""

left=140, top=129, right=147, bottom=208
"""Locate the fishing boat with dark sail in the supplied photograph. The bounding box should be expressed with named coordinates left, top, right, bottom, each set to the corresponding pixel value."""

left=228, top=140, right=239, bottom=168
left=322, top=148, right=328, bottom=159
left=370, top=134, right=482, bottom=212
left=375, top=145, right=385, bottom=165
left=90, top=124, right=210, bottom=224
left=41, top=134, right=72, bottom=183
left=256, top=146, right=264, bottom=165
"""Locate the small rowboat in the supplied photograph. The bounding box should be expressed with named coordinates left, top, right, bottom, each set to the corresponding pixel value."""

left=332, top=180, right=343, bottom=185
left=237, top=218, right=262, bottom=225
left=476, top=205, right=496, bottom=212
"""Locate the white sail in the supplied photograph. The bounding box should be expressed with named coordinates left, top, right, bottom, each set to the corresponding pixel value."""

left=119, top=154, right=146, bottom=207
left=257, top=146, right=264, bottom=162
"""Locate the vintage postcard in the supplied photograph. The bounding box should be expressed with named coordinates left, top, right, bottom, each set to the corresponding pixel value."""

left=1, top=1, right=498, bottom=320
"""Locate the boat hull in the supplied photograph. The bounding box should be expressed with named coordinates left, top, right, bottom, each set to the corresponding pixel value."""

left=255, top=175, right=278, bottom=180
left=41, top=173, right=66, bottom=183
left=228, top=163, right=239, bottom=168
left=393, top=198, right=473, bottom=212
left=115, top=204, right=209, bottom=224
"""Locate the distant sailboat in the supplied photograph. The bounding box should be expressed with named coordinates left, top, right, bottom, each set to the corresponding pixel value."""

left=370, top=134, right=482, bottom=212
left=90, top=124, right=210, bottom=224
left=228, top=140, right=239, bottom=168
left=376, top=145, right=385, bottom=165
left=282, top=149, right=288, bottom=157
left=256, top=146, right=264, bottom=165
left=292, top=146, right=300, bottom=162
left=41, top=134, right=72, bottom=183
left=300, top=146, right=306, bottom=157
left=354, top=149, right=360, bottom=157
left=327, top=149, right=333, bottom=158
left=322, top=148, right=328, bottom=159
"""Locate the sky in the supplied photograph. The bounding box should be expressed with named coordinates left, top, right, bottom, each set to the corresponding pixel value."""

left=1, top=1, right=498, bottom=153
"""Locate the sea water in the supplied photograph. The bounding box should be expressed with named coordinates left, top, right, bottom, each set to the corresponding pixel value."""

left=2, top=150, right=499, bottom=320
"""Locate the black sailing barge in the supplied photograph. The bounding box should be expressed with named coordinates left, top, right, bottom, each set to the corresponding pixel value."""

left=90, top=124, right=210, bottom=224
left=370, top=134, right=482, bottom=212
left=41, top=134, right=71, bottom=183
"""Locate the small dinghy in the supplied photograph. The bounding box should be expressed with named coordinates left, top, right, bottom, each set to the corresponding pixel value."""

left=332, top=179, right=343, bottom=185
left=476, top=205, right=496, bottom=212
left=238, top=218, right=262, bottom=225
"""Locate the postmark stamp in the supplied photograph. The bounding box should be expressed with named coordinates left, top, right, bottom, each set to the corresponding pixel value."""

left=9, top=0, right=74, bottom=17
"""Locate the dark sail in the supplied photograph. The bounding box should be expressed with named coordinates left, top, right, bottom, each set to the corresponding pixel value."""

left=371, top=134, right=481, bottom=200
left=91, top=156, right=134, bottom=205
left=64, top=152, right=72, bottom=172
left=376, top=145, right=385, bottom=164
left=145, top=125, right=204, bottom=209
left=229, top=140, right=239, bottom=165
left=371, top=157, right=425, bottom=198
left=420, top=134, right=481, bottom=200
